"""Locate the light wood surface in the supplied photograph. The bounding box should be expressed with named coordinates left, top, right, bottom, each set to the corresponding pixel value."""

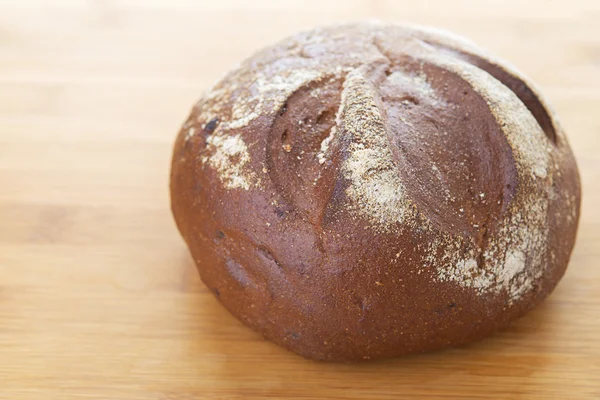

left=1, top=1, right=599, bottom=399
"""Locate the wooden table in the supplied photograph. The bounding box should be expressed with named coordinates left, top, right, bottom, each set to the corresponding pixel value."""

left=1, top=1, right=599, bottom=398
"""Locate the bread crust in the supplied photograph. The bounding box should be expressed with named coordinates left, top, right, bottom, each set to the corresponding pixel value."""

left=170, top=22, right=581, bottom=361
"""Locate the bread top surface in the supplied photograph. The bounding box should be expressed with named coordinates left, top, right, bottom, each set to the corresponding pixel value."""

left=172, top=22, right=580, bottom=311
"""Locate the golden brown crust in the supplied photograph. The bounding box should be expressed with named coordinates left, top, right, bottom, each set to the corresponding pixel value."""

left=170, top=22, right=581, bottom=361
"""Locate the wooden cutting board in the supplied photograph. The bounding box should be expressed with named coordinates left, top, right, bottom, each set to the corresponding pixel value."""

left=1, top=1, right=599, bottom=398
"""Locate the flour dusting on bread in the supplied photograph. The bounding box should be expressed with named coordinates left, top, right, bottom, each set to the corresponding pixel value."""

left=339, top=69, right=413, bottom=228
left=202, top=134, right=256, bottom=190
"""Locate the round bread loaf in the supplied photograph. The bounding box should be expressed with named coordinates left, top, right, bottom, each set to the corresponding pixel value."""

left=170, top=22, right=581, bottom=361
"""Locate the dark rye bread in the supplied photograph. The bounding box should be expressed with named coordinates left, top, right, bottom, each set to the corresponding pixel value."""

left=170, top=22, right=581, bottom=361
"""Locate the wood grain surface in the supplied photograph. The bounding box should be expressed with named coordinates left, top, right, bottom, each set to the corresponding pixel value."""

left=1, top=1, right=599, bottom=399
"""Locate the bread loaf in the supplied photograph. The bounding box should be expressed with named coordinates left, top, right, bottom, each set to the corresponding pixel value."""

left=170, top=22, right=581, bottom=361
